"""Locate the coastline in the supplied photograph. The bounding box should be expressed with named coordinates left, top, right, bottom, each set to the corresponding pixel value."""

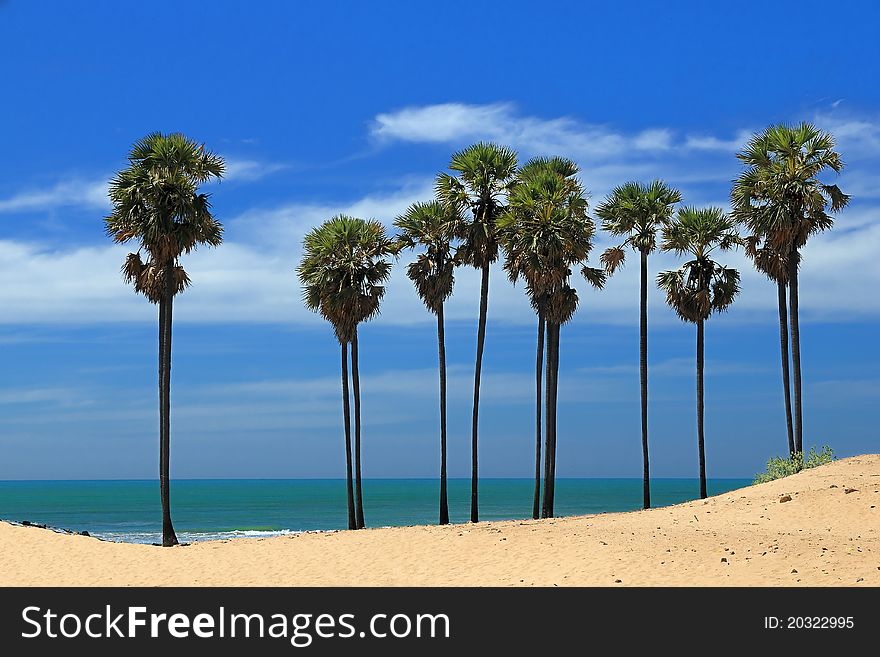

left=1, top=455, right=877, bottom=587
left=0, top=476, right=751, bottom=544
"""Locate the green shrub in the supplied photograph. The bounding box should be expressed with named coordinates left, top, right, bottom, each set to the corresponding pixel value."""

left=753, top=446, right=834, bottom=484
left=803, top=445, right=835, bottom=469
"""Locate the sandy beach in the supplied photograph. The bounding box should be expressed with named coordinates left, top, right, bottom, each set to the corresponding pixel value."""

left=1, top=454, right=877, bottom=587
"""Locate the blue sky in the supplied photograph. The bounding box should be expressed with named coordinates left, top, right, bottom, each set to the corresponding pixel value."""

left=0, top=0, right=877, bottom=480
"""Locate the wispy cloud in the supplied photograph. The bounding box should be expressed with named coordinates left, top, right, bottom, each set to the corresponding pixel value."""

left=222, top=157, right=287, bottom=182
left=372, top=102, right=680, bottom=159
left=0, top=178, right=109, bottom=214
left=0, top=155, right=283, bottom=216
left=575, top=358, right=770, bottom=377
left=372, top=102, right=751, bottom=163
left=0, top=386, right=90, bottom=407
left=228, top=178, right=434, bottom=245
left=813, top=112, right=880, bottom=158
left=184, top=364, right=642, bottom=409
left=683, top=130, right=753, bottom=152
left=810, top=378, right=880, bottom=401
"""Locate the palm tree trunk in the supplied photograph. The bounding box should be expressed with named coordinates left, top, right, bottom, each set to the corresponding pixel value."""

left=541, top=320, right=553, bottom=519
left=157, top=296, right=166, bottom=540
left=351, top=329, right=365, bottom=529
left=159, top=262, right=178, bottom=547
left=696, top=318, right=707, bottom=500
left=777, top=280, right=795, bottom=455
left=340, top=342, right=356, bottom=530
left=470, top=261, right=490, bottom=523
left=639, top=250, right=651, bottom=509
left=437, top=304, right=449, bottom=525
left=550, top=322, right=562, bottom=517
left=788, top=250, right=803, bottom=454
left=533, top=311, right=545, bottom=520
left=542, top=321, right=560, bottom=518
left=550, top=321, right=561, bottom=517
left=550, top=324, right=562, bottom=514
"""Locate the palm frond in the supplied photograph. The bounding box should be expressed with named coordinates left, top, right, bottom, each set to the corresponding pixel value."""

left=581, top=266, right=607, bottom=289
left=600, top=246, right=627, bottom=274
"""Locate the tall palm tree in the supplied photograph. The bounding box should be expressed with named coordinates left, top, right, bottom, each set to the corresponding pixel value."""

left=499, top=158, right=606, bottom=518
left=741, top=236, right=796, bottom=454
left=106, top=132, right=224, bottom=547
left=436, top=142, right=518, bottom=523
left=658, top=207, right=740, bottom=499
left=596, top=181, right=681, bottom=509
left=500, top=157, right=580, bottom=519
left=395, top=201, right=462, bottom=525
left=732, top=123, right=849, bottom=454
left=298, top=215, right=395, bottom=529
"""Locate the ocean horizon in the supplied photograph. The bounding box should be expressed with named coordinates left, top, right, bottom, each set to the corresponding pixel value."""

left=0, top=477, right=751, bottom=544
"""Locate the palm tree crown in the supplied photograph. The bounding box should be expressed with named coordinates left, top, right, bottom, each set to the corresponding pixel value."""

left=298, top=215, right=395, bottom=344
left=500, top=157, right=606, bottom=305
left=395, top=201, right=462, bottom=313
left=597, top=180, right=681, bottom=272
left=731, top=123, right=849, bottom=252
left=436, top=142, right=518, bottom=268
left=657, top=207, right=741, bottom=323
left=106, top=132, right=225, bottom=299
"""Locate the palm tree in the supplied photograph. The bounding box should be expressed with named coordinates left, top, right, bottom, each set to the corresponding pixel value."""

left=395, top=201, right=462, bottom=525
left=658, top=207, right=740, bottom=499
left=106, top=132, right=224, bottom=547
left=298, top=215, right=394, bottom=529
left=741, top=236, right=796, bottom=454
left=436, top=142, right=518, bottom=523
left=596, top=181, right=681, bottom=509
left=501, top=157, right=580, bottom=519
left=499, top=157, right=606, bottom=518
left=731, top=123, right=849, bottom=454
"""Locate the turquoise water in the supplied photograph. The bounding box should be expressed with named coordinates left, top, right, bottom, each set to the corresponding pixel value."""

left=0, top=478, right=750, bottom=544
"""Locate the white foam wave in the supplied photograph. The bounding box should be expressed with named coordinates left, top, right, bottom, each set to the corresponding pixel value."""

left=93, top=528, right=306, bottom=544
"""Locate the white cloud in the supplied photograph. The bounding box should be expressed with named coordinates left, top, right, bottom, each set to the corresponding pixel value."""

left=372, top=102, right=679, bottom=160
left=633, top=129, right=674, bottom=151
left=0, top=156, right=281, bottom=216
left=0, top=386, right=86, bottom=406
left=0, top=181, right=439, bottom=326
left=0, top=178, right=109, bottom=214
left=180, top=364, right=639, bottom=410
left=373, top=103, right=514, bottom=143
left=222, top=157, right=287, bottom=182
left=683, top=130, right=752, bottom=152
left=814, top=113, right=880, bottom=158
left=230, top=178, right=435, bottom=246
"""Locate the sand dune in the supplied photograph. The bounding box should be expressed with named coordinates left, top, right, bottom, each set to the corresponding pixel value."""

left=1, top=454, right=878, bottom=586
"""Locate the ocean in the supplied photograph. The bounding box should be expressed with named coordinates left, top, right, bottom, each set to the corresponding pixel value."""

left=0, top=478, right=751, bottom=544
